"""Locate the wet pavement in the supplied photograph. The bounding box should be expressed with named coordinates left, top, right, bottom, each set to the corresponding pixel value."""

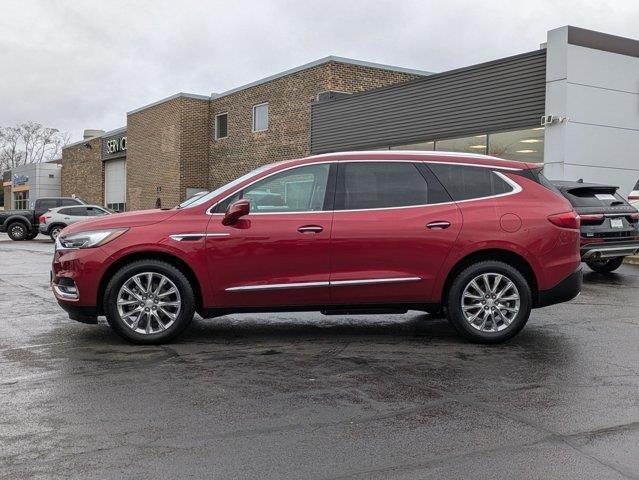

left=1, top=233, right=638, bottom=479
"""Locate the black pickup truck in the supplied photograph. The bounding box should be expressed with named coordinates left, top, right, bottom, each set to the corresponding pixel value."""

left=0, top=197, right=85, bottom=241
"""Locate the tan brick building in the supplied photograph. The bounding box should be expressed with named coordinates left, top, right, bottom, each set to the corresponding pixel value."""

left=62, top=56, right=427, bottom=211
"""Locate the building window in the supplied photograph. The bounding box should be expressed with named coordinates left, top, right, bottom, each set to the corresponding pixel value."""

left=252, top=103, right=269, bottom=132
left=488, top=127, right=544, bottom=163
left=390, top=141, right=435, bottom=151
left=14, top=191, right=29, bottom=209
left=435, top=135, right=487, bottom=154
left=215, top=113, right=228, bottom=139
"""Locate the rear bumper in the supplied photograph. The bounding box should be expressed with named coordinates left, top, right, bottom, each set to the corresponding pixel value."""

left=536, top=268, right=582, bottom=308
left=581, top=241, right=639, bottom=260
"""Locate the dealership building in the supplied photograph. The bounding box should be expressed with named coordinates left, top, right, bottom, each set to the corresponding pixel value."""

left=62, top=25, right=639, bottom=211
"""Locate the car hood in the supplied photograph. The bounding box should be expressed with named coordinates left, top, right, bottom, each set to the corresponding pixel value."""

left=61, top=209, right=180, bottom=235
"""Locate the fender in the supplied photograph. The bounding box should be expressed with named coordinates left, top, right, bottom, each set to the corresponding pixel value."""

left=433, top=240, right=543, bottom=301
left=2, top=214, right=33, bottom=230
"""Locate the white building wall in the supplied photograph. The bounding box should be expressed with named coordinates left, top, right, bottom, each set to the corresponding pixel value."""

left=544, top=26, right=639, bottom=195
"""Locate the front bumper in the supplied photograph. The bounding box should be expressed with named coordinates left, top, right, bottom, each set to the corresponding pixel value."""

left=57, top=300, right=98, bottom=324
left=536, top=268, right=582, bottom=308
left=581, top=241, right=639, bottom=261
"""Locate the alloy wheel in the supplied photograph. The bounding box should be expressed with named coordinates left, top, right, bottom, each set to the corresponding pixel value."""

left=116, top=272, right=182, bottom=335
left=460, top=273, right=520, bottom=332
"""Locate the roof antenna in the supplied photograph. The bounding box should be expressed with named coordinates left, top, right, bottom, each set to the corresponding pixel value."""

left=577, top=178, right=583, bottom=183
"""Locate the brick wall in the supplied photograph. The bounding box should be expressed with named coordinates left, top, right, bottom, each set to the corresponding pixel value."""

left=208, top=61, right=419, bottom=189
left=127, top=95, right=210, bottom=210
left=61, top=137, right=103, bottom=205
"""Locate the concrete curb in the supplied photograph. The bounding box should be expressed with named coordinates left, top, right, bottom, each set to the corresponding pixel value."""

left=623, top=255, right=639, bottom=265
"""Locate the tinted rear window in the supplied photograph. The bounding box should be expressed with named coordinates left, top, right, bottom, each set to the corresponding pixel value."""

left=562, top=188, right=628, bottom=208
left=428, top=164, right=513, bottom=201
left=336, top=162, right=429, bottom=210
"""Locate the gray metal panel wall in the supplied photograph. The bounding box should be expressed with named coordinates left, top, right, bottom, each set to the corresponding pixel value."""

left=310, top=50, right=547, bottom=154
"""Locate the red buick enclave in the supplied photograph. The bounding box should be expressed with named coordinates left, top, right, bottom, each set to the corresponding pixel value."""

left=52, top=151, right=582, bottom=344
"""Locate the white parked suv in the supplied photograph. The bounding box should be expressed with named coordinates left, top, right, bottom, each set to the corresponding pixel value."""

left=39, top=205, right=114, bottom=241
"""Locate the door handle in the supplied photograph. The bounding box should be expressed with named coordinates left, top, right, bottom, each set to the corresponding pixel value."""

left=427, top=221, right=451, bottom=229
left=298, top=225, right=324, bottom=234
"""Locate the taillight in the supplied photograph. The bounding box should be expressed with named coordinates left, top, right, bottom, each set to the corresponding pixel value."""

left=548, top=211, right=580, bottom=230
left=39, top=215, right=46, bottom=224
left=629, top=195, right=639, bottom=201
left=630, top=212, right=639, bottom=222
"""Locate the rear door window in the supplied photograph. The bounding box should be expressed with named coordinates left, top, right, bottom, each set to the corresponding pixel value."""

left=335, top=162, right=430, bottom=210
left=64, top=207, right=87, bottom=216
left=60, top=199, right=79, bottom=207
left=427, top=164, right=513, bottom=201
left=38, top=199, right=57, bottom=210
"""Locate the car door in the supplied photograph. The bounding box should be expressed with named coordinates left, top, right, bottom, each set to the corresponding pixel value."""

left=205, top=162, right=335, bottom=308
left=329, top=160, right=462, bottom=304
left=63, top=206, right=88, bottom=225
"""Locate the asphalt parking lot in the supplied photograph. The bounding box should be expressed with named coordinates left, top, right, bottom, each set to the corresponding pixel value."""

left=1, top=233, right=639, bottom=479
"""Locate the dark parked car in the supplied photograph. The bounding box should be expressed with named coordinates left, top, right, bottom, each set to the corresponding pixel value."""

left=0, top=197, right=85, bottom=241
left=53, top=151, right=582, bottom=345
left=553, top=180, right=639, bottom=273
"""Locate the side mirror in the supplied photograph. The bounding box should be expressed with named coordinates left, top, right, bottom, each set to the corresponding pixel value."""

left=222, top=198, right=250, bottom=225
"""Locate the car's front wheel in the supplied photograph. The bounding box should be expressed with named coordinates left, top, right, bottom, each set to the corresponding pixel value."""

left=586, top=256, right=624, bottom=273
left=104, top=260, right=195, bottom=344
left=446, top=261, right=532, bottom=343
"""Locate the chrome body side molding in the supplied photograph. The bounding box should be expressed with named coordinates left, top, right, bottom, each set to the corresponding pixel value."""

left=226, top=276, right=421, bottom=292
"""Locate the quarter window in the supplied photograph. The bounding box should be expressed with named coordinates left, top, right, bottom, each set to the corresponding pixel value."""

left=335, top=162, right=429, bottom=210
left=428, top=164, right=513, bottom=201
left=252, top=103, right=269, bottom=132
left=214, top=113, right=228, bottom=139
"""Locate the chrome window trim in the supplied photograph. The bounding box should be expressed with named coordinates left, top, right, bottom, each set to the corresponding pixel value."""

left=206, top=160, right=523, bottom=215
left=225, top=276, right=422, bottom=292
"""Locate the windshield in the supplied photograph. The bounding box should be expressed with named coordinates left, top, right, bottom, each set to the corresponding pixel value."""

left=176, top=163, right=275, bottom=209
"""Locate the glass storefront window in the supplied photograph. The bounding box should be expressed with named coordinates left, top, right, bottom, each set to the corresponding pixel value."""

left=390, top=141, right=434, bottom=151
left=488, top=127, right=544, bottom=163
left=435, top=135, right=487, bottom=154
left=14, top=191, right=29, bottom=209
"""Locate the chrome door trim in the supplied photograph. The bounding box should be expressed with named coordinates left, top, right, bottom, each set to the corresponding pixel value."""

left=226, top=281, right=330, bottom=292
left=225, top=276, right=422, bottom=292
left=169, top=233, right=230, bottom=241
left=331, top=277, right=421, bottom=286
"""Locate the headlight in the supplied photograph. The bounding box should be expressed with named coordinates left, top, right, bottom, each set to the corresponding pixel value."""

left=58, top=228, right=128, bottom=249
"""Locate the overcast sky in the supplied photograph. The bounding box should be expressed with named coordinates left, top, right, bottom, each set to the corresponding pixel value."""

left=1, top=0, right=638, bottom=142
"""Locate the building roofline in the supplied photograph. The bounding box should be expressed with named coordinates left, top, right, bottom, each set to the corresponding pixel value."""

left=127, top=92, right=210, bottom=116
left=62, top=126, right=127, bottom=150
left=210, top=55, right=433, bottom=100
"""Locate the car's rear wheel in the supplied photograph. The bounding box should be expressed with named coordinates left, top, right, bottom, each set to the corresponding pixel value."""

left=104, top=260, right=195, bottom=344
left=7, top=222, right=28, bottom=241
left=49, top=225, right=64, bottom=242
left=586, top=256, right=624, bottom=273
left=446, top=261, right=532, bottom=343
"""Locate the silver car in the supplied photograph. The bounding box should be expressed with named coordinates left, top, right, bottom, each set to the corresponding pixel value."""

left=39, top=205, right=114, bottom=241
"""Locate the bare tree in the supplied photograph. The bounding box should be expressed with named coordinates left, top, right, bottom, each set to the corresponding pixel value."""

left=0, top=122, right=69, bottom=171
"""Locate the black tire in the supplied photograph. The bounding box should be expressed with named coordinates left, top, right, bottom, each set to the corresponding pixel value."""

left=7, top=222, right=28, bottom=241
left=586, top=256, right=624, bottom=273
left=26, top=230, right=38, bottom=240
left=49, top=225, right=65, bottom=242
left=446, top=261, right=532, bottom=344
left=104, top=260, right=195, bottom=344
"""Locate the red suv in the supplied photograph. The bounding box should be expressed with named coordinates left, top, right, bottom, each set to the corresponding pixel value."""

left=52, top=151, right=582, bottom=344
